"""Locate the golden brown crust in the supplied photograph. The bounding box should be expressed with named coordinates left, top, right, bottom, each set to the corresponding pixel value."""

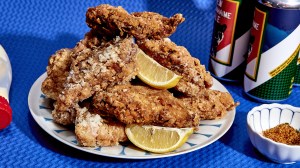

left=136, top=38, right=213, bottom=96
left=41, top=49, right=73, bottom=100
left=53, top=37, right=139, bottom=125
left=181, top=89, right=237, bottom=120
left=75, top=107, right=127, bottom=147
left=93, top=84, right=200, bottom=128
left=86, top=4, right=185, bottom=40
left=41, top=4, right=238, bottom=147
left=41, top=30, right=105, bottom=100
left=73, top=30, right=106, bottom=53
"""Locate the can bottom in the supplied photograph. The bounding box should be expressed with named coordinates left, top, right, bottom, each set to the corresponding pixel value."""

left=210, top=73, right=241, bottom=83
left=244, top=91, right=289, bottom=103
left=208, top=58, right=246, bottom=83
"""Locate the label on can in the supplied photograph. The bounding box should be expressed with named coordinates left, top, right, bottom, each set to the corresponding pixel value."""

left=209, top=0, right=255, bottom=81
left=294, top=51, right=300, bottom=86
left=210, top=0, right=239, bottom=65
left=244, top=1, right=300, bottom=102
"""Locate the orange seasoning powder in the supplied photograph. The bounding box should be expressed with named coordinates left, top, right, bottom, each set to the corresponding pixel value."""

left=262, top=123, right=300, bottom=145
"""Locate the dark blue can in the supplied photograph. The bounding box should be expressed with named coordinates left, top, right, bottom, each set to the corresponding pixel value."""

left=244, top=0, right=300, bottom=102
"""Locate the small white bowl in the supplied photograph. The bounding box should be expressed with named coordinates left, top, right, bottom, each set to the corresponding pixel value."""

left=247, top=103, right=300, bottom=164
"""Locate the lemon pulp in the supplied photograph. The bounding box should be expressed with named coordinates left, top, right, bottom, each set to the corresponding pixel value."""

left=125, top=124, right=194, bottom=153
left=136, top=50, right=182, bottom=89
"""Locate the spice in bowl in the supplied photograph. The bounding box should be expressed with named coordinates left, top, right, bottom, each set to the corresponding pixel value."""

left=263, top=123, right=300, bottom=145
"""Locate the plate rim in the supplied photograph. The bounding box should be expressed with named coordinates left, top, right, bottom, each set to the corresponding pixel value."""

left=28, top=72, right=236, bottom=159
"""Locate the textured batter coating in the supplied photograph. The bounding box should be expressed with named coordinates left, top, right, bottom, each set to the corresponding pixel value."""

left=93, top=84, right=200, bottom=128
left=86, top=4, right=185, bottom=40
left=137, top=38, right=213, bottom=96
left=73, top=30, right=107, bottom=53
left=41, top=4, right=238, bottom=147
left=41, top=49, right=73, bottom=100
left=75, top=106, right=127, bottom=147
left=53, top=37, right=139, bottom=125
left=180, top=89, right=237, bottom=120
left=42, top=30, right=105, bottom=100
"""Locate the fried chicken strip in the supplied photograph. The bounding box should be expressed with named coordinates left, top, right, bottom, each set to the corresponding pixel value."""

left=137, top=38, right=213, bottom=97
left=86, top=4, right=185, bottom=40
left=41, top=49, right=73, bottom=100
left=73, top=30, right=108, bottom=53
left=41, top=30, right=105, bottom=100
left=53, top=37, right=139, bottom=125
left=180, top=89, right=237, bottom=120
left=93, top=84, right=200, bottom=128
left=75, top=106, right=127, bottom=147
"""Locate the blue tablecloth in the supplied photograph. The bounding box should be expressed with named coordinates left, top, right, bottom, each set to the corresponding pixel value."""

left=0, top=0, right=299, bottom=167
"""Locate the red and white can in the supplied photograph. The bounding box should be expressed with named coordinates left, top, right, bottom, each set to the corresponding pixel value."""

left=209, top=0, right=255, bottom=81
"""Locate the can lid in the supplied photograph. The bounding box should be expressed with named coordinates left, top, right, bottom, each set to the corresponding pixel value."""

left=0, top=96, right=12, bottom=129
left=262, top=0, right=300, bottom=8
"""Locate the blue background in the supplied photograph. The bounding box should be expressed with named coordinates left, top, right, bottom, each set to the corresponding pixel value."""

left=0, top=0, right=299, bottom=167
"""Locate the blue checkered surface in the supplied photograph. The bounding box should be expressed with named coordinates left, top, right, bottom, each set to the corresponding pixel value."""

left=0, top=0, right=299, bottom=167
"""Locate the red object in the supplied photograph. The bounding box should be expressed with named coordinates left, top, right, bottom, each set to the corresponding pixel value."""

left=0, top=96, right=12, bottom=129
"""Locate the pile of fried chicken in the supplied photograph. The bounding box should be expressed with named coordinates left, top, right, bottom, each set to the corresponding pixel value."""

left=41, top=4, right=238, bottom=147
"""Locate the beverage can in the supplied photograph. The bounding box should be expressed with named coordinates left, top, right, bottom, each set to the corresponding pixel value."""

left=244, top=0, right=300, bottom=102
left=209, top=0, right=255, bottom=81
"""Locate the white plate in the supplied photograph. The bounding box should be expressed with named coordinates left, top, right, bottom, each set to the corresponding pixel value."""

left=28, top=72, right=236, bottom=159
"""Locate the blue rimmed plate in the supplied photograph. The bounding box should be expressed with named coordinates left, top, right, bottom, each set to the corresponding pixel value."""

left=28, top=72, right=236, bottom=159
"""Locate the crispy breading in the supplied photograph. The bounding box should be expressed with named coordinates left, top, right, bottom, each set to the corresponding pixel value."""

left=93, top=84, right=200, bottom=128
left=75, top=106, right=127, bottom=147
left=41, top=49, right=73, bottom=100
left=136, top=38, right=213, bottom=96
left=86, top=4, right=185, bottom=40
left=41, top=4, right=238, bottom=147
left=41, top=30, right=105, bottom=100
left=73, top=30, right=107, bottom=53
left=52, top=37, right=139, bottom=125
left=180, top=89, right=237, bottom=120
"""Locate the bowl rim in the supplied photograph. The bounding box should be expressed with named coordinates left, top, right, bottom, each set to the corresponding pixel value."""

left=247, top=103, right=300, bottom=149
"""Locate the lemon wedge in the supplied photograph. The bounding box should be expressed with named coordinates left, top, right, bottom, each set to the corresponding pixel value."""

left=125, top=124, right=194, bottom=153
left=136, top=50, right=182, bottom=89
